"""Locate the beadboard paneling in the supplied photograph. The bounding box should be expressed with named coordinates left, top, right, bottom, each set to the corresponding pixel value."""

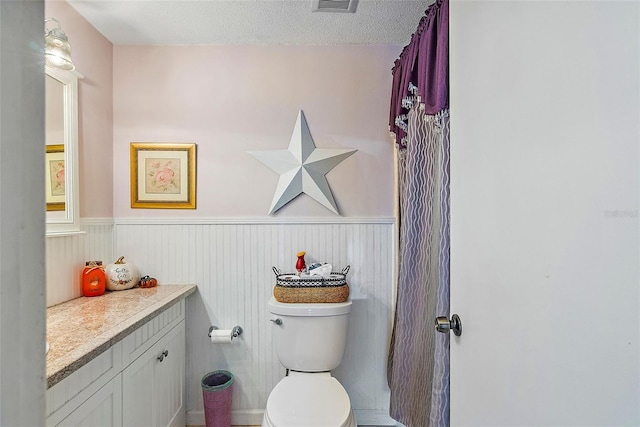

left=46, top=220, right=114, bottom=307
left=113, top=220, right=395, bottom=423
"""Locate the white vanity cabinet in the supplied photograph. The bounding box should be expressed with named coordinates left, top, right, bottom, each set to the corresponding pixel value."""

left=46, top=298, right=186, bottom=427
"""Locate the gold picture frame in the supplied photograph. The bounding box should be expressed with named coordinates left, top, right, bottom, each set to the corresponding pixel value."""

left=130, top=143, right=196, bottom=209
left=45, top=144, right=65, bottom=211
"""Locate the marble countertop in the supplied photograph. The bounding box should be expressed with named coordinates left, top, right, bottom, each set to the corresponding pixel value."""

left=46, top=284, right=197, bottom=389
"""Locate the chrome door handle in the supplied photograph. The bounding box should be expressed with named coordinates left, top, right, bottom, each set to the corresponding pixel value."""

left=435, top=314, right=462, bottom=336
left=270, top=318, right=282, bottom=326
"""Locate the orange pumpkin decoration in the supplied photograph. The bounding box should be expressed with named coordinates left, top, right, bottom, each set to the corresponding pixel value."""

left=139, top=275, right=157, bottom=288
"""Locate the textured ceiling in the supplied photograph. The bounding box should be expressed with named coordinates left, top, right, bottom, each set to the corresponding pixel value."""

left=67, top=0, right=432, bottom=45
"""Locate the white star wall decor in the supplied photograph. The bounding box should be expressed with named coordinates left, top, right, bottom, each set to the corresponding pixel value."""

left=249, top=110, right=357, bottom=215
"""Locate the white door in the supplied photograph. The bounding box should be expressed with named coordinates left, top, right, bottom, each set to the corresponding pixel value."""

left=449, top=1, right=639, bottom=425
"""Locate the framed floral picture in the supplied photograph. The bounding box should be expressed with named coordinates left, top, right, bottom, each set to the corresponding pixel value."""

left=45, top=144, right=65, bottom=211
left=130, top=143, right=196, bottom=209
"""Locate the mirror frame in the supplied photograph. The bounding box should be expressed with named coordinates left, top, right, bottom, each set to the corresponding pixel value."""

left=46, top=65, right=84, bottom=236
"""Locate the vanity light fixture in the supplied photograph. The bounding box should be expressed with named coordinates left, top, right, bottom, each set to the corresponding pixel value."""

left=45, top=18, right=75, bottom=71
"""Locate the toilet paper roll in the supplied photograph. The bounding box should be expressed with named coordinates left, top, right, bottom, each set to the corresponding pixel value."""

left=210, top=329, right=234, bottom=344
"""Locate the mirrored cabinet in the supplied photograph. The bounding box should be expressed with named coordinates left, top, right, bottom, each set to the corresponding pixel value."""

left=45, top=65, right=83, bottom=236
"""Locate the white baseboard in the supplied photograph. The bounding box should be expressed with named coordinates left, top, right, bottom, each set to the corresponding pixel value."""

left=186, top=409, right=398, bottom=426
left=187, top=409, right=263, bottom=426
left=353, top=409, right=398, bottom=426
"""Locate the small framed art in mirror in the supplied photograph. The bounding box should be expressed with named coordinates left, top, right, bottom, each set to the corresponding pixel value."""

left=45, top=144, right=65, bottom=211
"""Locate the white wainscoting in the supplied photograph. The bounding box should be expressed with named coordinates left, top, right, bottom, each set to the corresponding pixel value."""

left=113, top=217, right=397, bottom=426
left=46, top=219, right=114, bottom=307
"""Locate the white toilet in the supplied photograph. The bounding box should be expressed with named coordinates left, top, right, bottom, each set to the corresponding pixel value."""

left=262, top=297, right=356, bottom=427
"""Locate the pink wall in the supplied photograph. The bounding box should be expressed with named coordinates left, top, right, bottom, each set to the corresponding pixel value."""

left=113, top=45, right=398, bottom=218
left=46, top=0, right=113, bottom=218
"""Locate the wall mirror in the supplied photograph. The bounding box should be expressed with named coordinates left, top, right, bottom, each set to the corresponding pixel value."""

left=45, top=65, right=83, bottom=236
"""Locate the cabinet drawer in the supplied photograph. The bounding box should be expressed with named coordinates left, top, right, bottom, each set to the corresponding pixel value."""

left=122, top=299, right=185, bottom=366
left=46, top=342, right=122, bottom=426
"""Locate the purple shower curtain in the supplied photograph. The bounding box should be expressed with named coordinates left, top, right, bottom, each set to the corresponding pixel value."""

left=387, top=1, right=450, bottom=426
left=389, top=0, right=449, bottom=148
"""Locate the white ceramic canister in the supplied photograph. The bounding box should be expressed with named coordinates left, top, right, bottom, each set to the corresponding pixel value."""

left=105, top=256, right=140, bottom=291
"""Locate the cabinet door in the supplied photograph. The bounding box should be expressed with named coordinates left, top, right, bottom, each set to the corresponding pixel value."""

left=156, top=320, right=186, bottom=427
left=122, top=321, right=185, bottom=427
left=56, top=375, right=122, bottom=427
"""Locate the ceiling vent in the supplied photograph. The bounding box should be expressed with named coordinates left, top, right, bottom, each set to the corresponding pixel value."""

left=312, top=0, right=359, bottom=13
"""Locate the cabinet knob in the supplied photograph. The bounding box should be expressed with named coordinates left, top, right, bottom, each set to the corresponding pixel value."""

left=157, top=349, right=169, bottom=362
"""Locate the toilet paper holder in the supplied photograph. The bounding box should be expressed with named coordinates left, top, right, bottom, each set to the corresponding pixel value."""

left=208, top=325, right=243, bottom=340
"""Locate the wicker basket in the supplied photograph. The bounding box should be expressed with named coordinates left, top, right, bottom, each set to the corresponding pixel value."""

left=272, top=265, right=350, bottom=303
left=273, top=283, right=350, bottom=303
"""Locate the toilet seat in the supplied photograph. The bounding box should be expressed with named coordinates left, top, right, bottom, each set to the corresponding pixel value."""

left=264, top=373, right=354, bottom=427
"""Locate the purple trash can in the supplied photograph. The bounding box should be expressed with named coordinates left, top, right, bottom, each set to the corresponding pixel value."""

left=201, top=370, right=234, bottom=427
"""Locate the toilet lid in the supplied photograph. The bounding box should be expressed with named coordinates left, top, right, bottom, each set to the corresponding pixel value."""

left=266, top=375, right=351, bottom=427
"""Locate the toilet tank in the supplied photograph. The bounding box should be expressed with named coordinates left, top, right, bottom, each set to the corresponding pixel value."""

left=268, top=297, right=352, bottom=372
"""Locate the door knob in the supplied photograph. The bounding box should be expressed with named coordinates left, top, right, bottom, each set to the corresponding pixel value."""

left=435, top=314, right=462, bottom=336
